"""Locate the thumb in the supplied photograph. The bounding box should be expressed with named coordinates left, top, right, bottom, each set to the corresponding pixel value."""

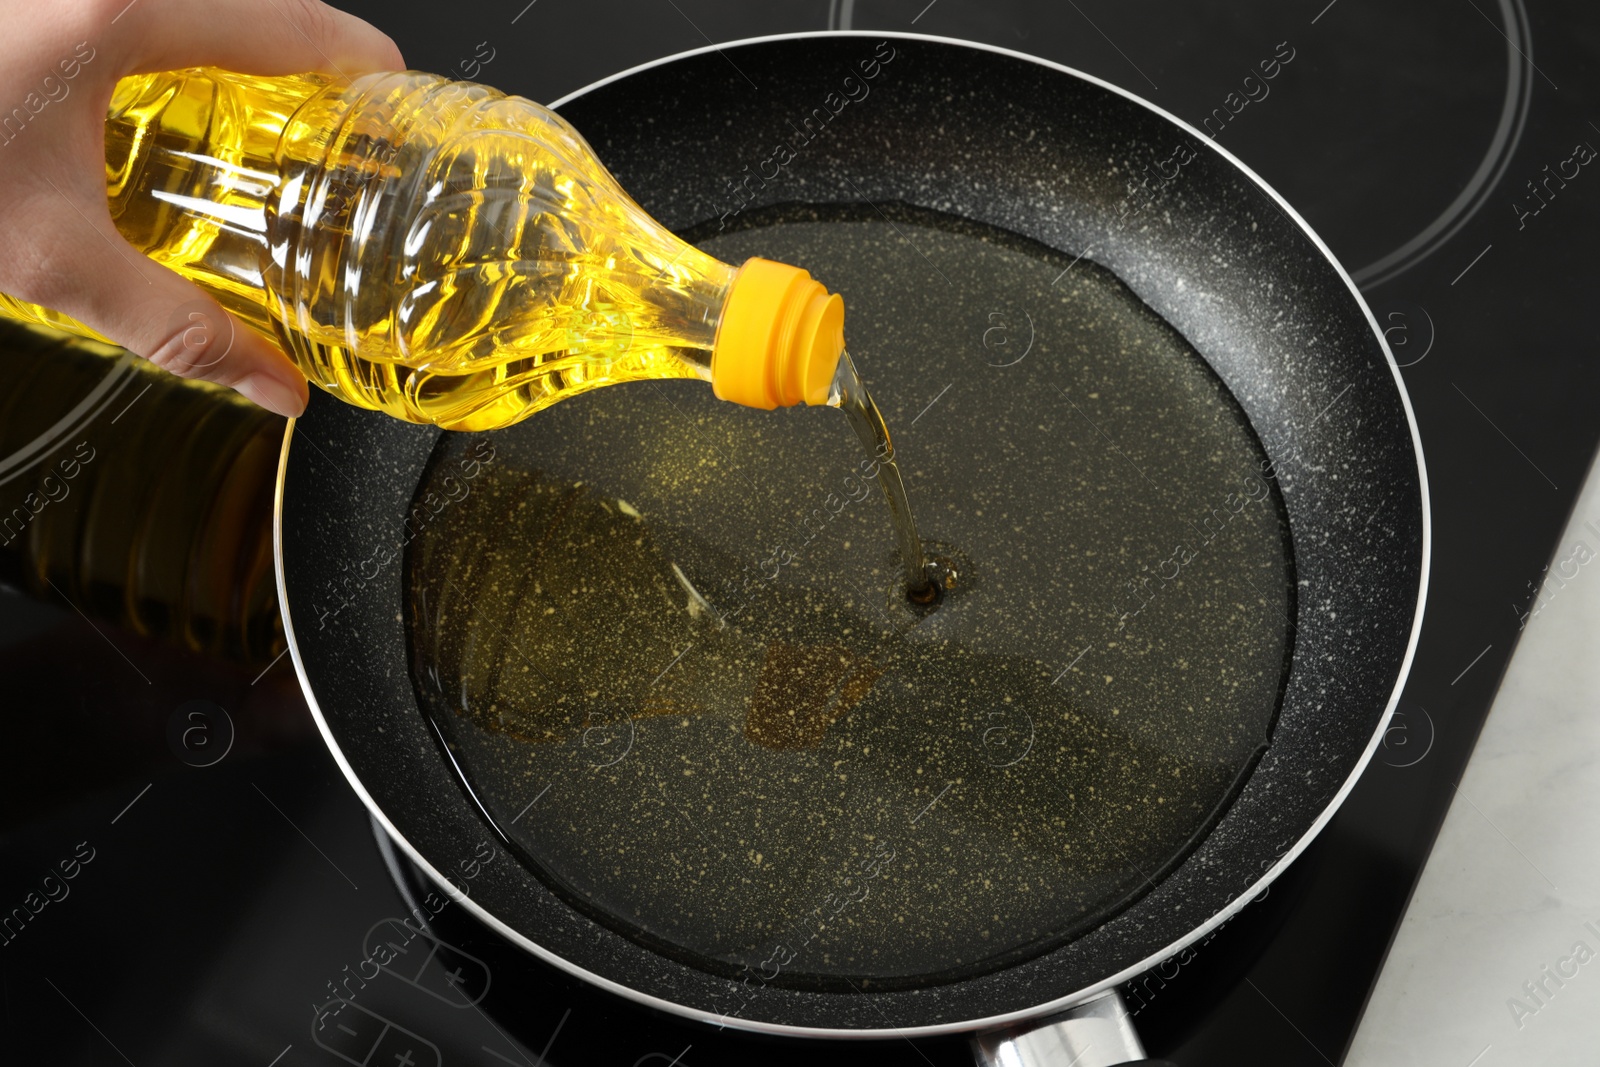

left=33, top=198, right=309, bottom=417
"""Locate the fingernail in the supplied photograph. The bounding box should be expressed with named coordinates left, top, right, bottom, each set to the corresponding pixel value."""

left=236, top=372, right=307, bottom=418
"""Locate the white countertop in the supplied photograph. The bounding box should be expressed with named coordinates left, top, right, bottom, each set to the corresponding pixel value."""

left=1346, top=451, right=1600, bottom=1065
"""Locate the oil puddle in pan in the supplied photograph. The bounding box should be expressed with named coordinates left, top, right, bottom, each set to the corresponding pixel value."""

left=404, top=204, right=1294, bottom=992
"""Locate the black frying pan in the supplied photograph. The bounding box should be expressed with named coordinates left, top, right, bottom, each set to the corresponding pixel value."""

left=275, top=31, right=1426, bottom=1059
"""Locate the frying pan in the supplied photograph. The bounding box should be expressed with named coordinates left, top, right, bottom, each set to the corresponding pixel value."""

left=275, top=31, right=1427, bottom=1064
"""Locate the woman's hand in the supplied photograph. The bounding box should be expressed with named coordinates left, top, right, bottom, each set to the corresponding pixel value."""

left=0, top=0, right=402, bottom=415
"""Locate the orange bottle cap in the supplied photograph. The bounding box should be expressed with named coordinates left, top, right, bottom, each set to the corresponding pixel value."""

left=711, top=258, right=845, bottom=410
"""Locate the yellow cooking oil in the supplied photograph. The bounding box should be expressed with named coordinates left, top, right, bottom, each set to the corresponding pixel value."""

left=0, top=68, right=844, bottom=431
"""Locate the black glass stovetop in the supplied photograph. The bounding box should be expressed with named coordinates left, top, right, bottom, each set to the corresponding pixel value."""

left=3, top=1, right=1596, bottom=1064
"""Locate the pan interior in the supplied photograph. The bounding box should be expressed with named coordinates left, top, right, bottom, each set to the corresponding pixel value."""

left=404, top=204, right=1293, bottom=992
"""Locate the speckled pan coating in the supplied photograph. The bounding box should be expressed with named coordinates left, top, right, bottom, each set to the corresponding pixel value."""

left=275, top=34, right=1426, bottom=1035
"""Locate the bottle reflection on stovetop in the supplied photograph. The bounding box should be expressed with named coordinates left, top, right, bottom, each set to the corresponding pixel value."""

left=0, top=321, right=284, bottom=667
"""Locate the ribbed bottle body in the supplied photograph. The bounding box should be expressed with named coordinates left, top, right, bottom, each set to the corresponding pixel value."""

left=0, top=69, right=735, bottom=430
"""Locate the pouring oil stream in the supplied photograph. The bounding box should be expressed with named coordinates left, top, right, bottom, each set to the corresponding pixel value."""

left=827, top=351, right=939, bottom=604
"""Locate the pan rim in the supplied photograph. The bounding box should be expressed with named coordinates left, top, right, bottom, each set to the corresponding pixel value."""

left=274, top=28, right=1432, bottom=1040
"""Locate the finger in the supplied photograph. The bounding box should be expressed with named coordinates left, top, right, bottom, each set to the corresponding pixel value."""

left=112, top=0, right=404, bottom=78
left=28, top=206, right=309, bottom=416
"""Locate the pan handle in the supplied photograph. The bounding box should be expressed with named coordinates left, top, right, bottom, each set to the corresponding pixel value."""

left=970, top=990, right=1175, bottom=1067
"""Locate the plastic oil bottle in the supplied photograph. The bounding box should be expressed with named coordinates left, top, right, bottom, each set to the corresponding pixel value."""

left=0, top=67, right=938, bottom=598
left=0, top=68, right=847, bottom=430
